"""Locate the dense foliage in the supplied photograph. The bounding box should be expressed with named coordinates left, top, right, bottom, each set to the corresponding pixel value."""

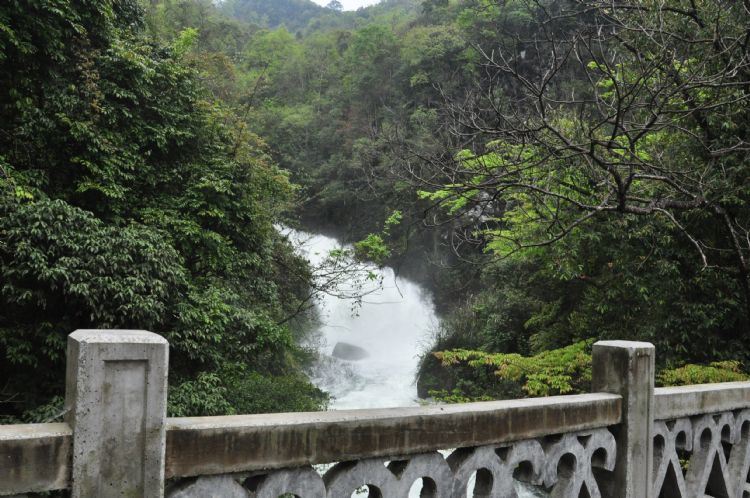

left=415, top=0, right=750, bottom=400
left=409, top=0, right=750, bottom=399
left=424, top=342, right=750, bottom=404
left=223, top=0, right=750, bottom=400
left=0, top=0, right=326, bottom=421
left=221, top=0, right=328, bottom=31
left=4, top=0, right=750, bottom=418
left=142, top=0, right=750, bottom=401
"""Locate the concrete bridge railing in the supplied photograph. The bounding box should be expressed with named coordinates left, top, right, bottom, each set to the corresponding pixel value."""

left=2, top=331, right=750, bottom=497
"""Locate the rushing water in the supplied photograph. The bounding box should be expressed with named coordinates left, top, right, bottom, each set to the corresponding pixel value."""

left=284, top=227, right=437, bottom=409
left=284, top=227, right=545, bottom=497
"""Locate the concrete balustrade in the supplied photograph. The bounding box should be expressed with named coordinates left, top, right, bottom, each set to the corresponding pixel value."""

left=0, top=423, right=71, bottom=494
left=65, top=330, right=169, bottom=498
left=592, top=340, right=655, bottom=498
left=2, top=330, right=750, bottom=497
left=654, top=381, right=750, bottom=419
left=164, top=393, right=621, bottom=478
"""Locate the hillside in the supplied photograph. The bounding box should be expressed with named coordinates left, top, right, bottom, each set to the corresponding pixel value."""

left=220, top=0, right=332, bottom=30
left=220, top=0, right=420, bottom=32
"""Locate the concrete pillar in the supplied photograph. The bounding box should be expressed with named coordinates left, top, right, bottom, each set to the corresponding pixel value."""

left=592, top=340, right=655, bottom=498
left=65, top=330, right=169, bottom=498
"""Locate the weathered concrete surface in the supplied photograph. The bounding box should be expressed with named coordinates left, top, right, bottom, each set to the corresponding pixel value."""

left=65, top=329, right=169, bottom=498
left=652, top=409, right=750, bottom=498
left=252, top=467, right=327, bottom=497
left=448, top=441, right=543, bottom=496
left=655, top=381, right=750, bottom=420
left=331, top=342, right=369, bottom=361
left=592, top=340, right=655, bottom=498
left=539, top=428, right=617, bottom=494
left=166, top=429, right=616, bottom=497
left=164, top=392, right=621, bottom=478
left=168, top=475, right=249, bottom=498
left=0, top=423, right=71, bottom=495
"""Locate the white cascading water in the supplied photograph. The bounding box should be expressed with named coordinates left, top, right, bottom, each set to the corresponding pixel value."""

left=284, top=227, right=436, bottom=409
left=284, top=227, right=545, bottom=497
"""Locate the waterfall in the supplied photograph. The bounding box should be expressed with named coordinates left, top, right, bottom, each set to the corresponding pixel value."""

left=283, top=226, right=437, bottom=409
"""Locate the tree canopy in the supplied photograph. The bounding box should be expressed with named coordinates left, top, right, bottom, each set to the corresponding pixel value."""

left=0, top=0, right=326, bottom=421
left=221, top=0, right=750, bottom=398
left=4, top=0, right=750, bottom=417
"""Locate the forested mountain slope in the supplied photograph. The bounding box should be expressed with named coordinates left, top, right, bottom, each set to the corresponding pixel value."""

left=145, top=0, right=750, bottom=393
left=211, top=0, right=750, bottom=400
left=219, top=0, right=422, bottom=33
left=220, top=0, right=329, bottom=30
left=4, top=0, right=750, bottom=419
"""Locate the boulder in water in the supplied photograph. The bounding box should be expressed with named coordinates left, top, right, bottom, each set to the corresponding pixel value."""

left=332, top=342, right=369, bottom=361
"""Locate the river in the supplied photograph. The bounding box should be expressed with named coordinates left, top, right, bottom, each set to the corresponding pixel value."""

left=283, top=227, right=545, bottom=497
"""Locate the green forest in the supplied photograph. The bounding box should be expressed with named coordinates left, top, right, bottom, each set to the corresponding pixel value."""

left=2, top=0, right=750, bottom=421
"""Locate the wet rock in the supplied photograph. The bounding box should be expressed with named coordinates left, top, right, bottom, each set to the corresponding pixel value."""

left=332, top=342, right=369, bottom=361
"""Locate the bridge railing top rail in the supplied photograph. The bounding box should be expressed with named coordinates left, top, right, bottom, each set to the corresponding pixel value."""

left=164, top=392, right=622, bottom=478
left=654, top=381, right=750, bottom=420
